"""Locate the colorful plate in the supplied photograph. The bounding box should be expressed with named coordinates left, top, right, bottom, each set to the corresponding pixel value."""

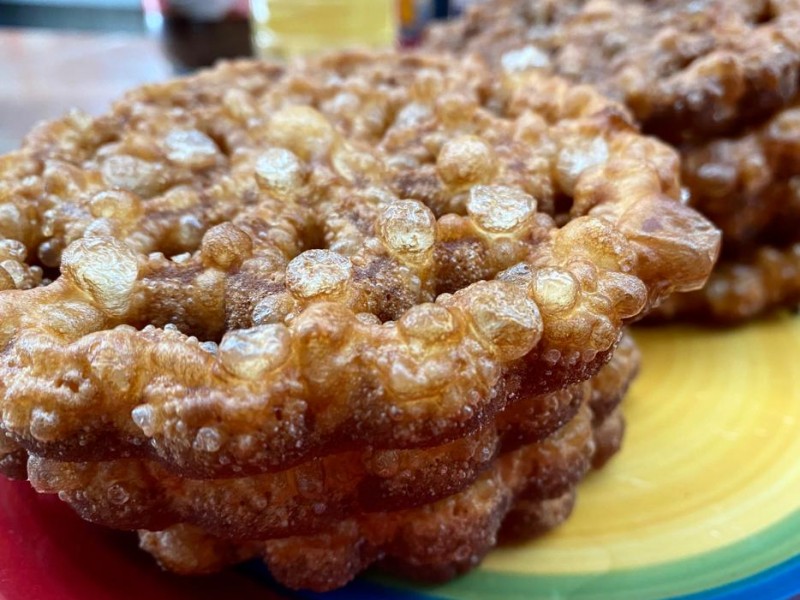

left=1, top=316, right=799, bottom=600
left=301, top=315, right=800, bottom=600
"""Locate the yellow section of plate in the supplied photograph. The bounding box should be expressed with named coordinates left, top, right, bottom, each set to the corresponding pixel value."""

left=484, top=315, right=800, bottom=575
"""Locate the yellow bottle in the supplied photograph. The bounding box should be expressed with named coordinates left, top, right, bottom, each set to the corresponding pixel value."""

left=249, top=0, right=397, bottom=60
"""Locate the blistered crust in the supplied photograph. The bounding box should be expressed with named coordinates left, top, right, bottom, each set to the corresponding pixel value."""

left=679, top=102, right=799, bottom=244
left=25, top=339, right=637, bottom=539
left=0, top=52, right=716, bottom=476
left=652, top=243, right=800, bottom=321
left=427, top=0, right=800, bottom=321
left=427, top=0, right=800, bottom=143
left=138, top=403, right=624, bottom=592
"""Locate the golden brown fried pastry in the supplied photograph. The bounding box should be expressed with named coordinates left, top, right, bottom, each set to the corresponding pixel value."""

left=681, top=102, right=800, bottom=248
left=652, top=243, right=800, bottom=321
left=427, top=0, right=800, bottom=320
left=26, top=335, right=637, bottom=540
left=0, top=52, right=717, bottom=478
left=0, top=429, right=27, bottom=480
left=0, top=49, right=718, bottom=592
left=429, top=0, right=800, bottom=143
left=138, top=401, right=620, bottom=592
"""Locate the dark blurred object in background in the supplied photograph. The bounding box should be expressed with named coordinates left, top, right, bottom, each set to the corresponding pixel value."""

left=399, top=0, right=453, bottom=46
left=433, top=0, right=449, bottom=17
left=448, top=0, right=484, bottom=15
left=0, top=0, right=144, bottom=32
left=0, top=0, right=474, bottom=73
left=142, top=0, right=251, bottom=71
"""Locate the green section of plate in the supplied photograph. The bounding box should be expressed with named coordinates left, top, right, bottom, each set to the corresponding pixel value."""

left=373, top=508, right=800, bottom=600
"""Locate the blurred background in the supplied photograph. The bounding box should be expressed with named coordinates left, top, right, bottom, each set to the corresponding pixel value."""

left=1, top=0, right=143, bottom=32
left=0, top=0, right=475, bottom=151
left=0, top=0, right=458, bottom=65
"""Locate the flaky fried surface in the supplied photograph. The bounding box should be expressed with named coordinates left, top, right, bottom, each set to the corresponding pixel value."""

left=681, top=101, right=800, bottom=248
left=25, top=333, right=637, bottom=540
left=652, top=243, right=800, bottom=321
left=657, top=101, right=800, bottom=320
left=0, top=51, right=717, bottom=476
left=428, top=0, right=800, bottom=144
left=427, top=0, right=800, bottom=320
left=0, top=428, right=27, bottom=480
left=139, top=400, right=620, bottom=592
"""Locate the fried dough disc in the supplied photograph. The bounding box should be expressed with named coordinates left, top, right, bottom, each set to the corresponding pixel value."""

left=25, top=334, right=638, bottom=540
left=138, top=403, right=623, bottom=592
left=652, top=243, right=800, bottom=321
left=428, top=0, right=800, bottom=143
left=0, top=52, right=717, bottom=476
left=427, top=0, right=800, bottom=320
left=681, top=102, right=800, bottom=248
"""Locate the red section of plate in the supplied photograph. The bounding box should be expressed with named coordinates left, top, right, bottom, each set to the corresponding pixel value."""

left=0, top=478, right=288, bottom=600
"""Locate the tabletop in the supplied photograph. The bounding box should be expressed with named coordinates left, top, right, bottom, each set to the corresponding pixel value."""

left=0, top=28, right=172, bottom=153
